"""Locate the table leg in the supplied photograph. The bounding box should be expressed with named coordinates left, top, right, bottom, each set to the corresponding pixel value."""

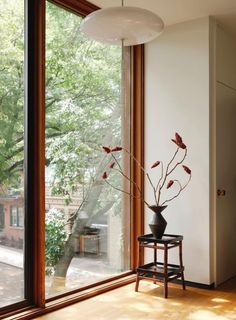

left=153, top=245, right=157, bottom=284
left=135, top=241, right=142, bottom=292
left=179, top=241, right=186, bottom=290
left=135, top=273, right=140, bottom=292
left=164, top=244, right=168, bottom=298
left=154, top=245, right=157, bottom=264
left=138, top=241, right=142, bottom=266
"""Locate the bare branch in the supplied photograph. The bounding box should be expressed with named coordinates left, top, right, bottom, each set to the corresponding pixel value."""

left=157, top=147, right=180, bottom=204
left=5, top=146, right=24, bottom=161
left=161, top=175, right=191, bottom=206
left=146, top=173, right=158, bottom=205
left=8, top=159, right=23, bottom=172
left=105, top=179, right=149, bottom=207
left=155, top=161, right=164, bottom=204
left=167, top=148, right=187, bottom=176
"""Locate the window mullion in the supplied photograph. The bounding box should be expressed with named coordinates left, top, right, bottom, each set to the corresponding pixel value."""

left=25, top=0, right=46, bottom=307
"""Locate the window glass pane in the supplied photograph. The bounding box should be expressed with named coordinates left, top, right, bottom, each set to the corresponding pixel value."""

left=0, top=0, right=24, bottom=308
left=45, top=2, right=130, bottom=297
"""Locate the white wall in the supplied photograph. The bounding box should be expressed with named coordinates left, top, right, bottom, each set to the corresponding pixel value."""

left=216, top=26, right=236, bottom=89
left=145, top=17, right=212, bottom=284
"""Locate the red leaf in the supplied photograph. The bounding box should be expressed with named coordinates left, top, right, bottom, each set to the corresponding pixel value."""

left=109, top=162, right=115, bottom=168
left=102, top=172, right=108, bottom=179
left=171, top=139, right=186, bottom=149
left=102, top=146, right=111, bottom=153
left=183, top=165, right=191, bottom=175
left=167, top=180, right=174, bottom=189
left=151, top=161, right=160, bottom=169
left=175, top=132, right=183, bottom=144
left=171, top=139, right=179, bottom=146
left=179, top=142, right=186, bottom=149
left=111, top=146, right=123, bottom=152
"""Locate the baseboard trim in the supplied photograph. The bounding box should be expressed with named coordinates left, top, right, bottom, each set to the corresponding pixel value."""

left=174, top=279, right=215, bottom=290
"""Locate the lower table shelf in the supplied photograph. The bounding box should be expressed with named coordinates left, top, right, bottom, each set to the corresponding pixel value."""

left=137, top=262, right=184, bottom=278
left=137, top=262, right=184, bottom=282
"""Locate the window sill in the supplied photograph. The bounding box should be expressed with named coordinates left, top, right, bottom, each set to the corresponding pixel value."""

left=2, top=273, right=136, bottom=320
left=9, top=226, right=24, bottom=229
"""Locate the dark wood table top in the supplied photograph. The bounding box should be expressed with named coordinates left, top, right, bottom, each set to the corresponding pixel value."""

left=137, top=234, right=183, bottom=244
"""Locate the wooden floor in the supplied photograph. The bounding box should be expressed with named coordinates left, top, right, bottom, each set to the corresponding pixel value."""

left=35, top=278, right=236, bottom=320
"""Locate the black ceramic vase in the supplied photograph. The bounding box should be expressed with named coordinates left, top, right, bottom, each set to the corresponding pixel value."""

left=148, top=205, right=167, bottom=239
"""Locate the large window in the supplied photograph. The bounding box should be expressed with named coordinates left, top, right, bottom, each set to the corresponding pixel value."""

left=45, top=1, right=131, bottom=297
left=0, top=0, right=25, bottom=308
left=0, top=0, right=143, bottom=316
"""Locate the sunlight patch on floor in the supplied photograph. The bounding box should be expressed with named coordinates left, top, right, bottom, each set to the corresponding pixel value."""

left=170, top=301, right=183, bottom=306
left=130, top=302, right=157, bottom=312
left=212, top=298, right=231, bottom=303
left=211, top=305, right=223, bottom=309
left=188, top=310, right=230, bottom=320
left=95, top=295, right=119, bottom=302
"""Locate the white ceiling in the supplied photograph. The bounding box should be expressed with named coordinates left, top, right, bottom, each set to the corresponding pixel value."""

left=90, top=0, right=236, bottom=34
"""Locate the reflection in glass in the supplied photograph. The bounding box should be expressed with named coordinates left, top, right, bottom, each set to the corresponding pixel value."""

left=45, top=2, right=130, bottom=297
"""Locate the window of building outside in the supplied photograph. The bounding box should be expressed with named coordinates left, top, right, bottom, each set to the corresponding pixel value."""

left=10, top=207, right=18, bottom=227
left=0, top=204, right=4, bottom=230
left=10, top=207, right=24, bottom=227
left=0, top=0, right=25, bottom=309
left=45, top=1, right=131, bottom=298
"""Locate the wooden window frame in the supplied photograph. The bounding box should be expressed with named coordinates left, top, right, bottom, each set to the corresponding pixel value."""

left=0, top=0, right=144, bottom=318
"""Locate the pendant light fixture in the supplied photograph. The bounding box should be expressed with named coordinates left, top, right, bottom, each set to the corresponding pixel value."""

left=80, top=0, right=164, bottom=46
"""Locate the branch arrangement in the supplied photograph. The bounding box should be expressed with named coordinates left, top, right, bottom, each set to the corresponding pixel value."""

left=102, top=133, right=192, bottom=209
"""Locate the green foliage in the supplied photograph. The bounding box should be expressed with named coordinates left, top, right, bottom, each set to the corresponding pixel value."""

left=0, top=0, right=24, bottom=187
left=45, top=209, right=68, bottom=275
left=0, top=0, right=127, bottom=276
left=0, top=1, right=122, bottom=198
left=44, top=2, right=123, bottom=203
left=1, top=0, right=124, bottom=234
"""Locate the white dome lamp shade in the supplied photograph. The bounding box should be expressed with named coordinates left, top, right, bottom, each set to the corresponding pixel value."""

left=80, top=5, right=164, bottom=46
